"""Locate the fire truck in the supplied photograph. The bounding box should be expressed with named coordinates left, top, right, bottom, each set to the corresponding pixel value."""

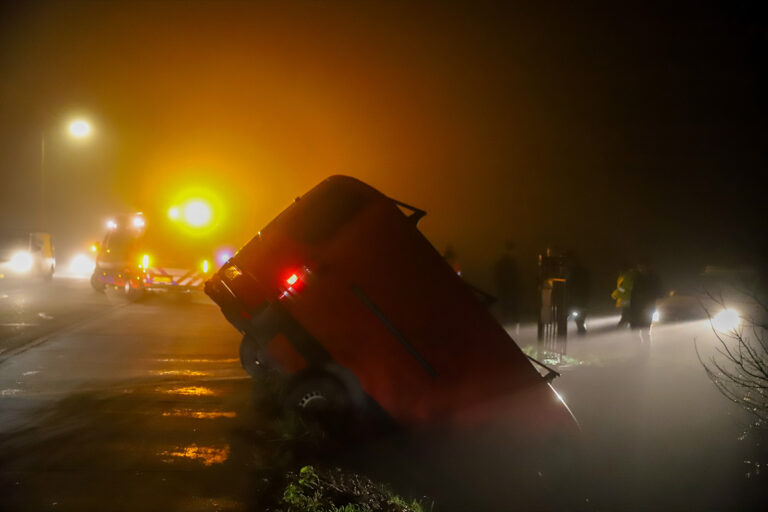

left=91, top=203, right=231, bottom=300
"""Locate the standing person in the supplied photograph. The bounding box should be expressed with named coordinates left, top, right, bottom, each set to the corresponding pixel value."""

left=494, top=240, right=520, bottom=327
left=612, top=266, right=635, bottom=328
left=566, top=252, right=590, bottom=335
left=628, top=264, right=662, bottom=329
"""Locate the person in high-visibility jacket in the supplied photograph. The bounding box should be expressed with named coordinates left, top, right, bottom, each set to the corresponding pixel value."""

left=611, top=268, right=635, bottom=328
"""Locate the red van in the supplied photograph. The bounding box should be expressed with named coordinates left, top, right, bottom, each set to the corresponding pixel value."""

left=205, top=176, right=576, bottom=432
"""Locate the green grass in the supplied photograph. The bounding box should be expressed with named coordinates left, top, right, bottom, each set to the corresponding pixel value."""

left=279, top=465, right=428, bottom=512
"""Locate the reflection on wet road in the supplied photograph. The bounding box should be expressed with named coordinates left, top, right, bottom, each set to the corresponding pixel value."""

left=159, top=444, right=232, bottom=466
left=0, top=280, right=269, bottom=511
left=162, top=409, right=237, bottom=419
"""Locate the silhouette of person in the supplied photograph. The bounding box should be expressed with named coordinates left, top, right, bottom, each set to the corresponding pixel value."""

left=566, top=252, right=590, bottom=335
left=494, top=240, right=520, bottom=326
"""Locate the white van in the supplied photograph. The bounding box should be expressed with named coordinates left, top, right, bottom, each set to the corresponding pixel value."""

left=0, top=231, right=56, bottom=281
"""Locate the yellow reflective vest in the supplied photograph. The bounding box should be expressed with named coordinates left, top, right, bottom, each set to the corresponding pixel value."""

left=611, top=270, right=635, bottom=307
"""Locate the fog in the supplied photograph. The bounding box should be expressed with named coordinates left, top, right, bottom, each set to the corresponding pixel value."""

left=1, top=1, right=766, bottom=297
left=0, top=2, right=766, bottom=510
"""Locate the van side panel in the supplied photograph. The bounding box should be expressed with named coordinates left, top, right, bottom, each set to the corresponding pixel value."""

left=216, top=176, right=575, bottom=429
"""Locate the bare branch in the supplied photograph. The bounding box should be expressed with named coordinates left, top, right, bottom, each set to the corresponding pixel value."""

left=698, top=288, right=768, bottom=426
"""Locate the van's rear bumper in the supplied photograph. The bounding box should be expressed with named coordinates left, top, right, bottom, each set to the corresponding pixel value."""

left=204, top=274, right=271, bottom=334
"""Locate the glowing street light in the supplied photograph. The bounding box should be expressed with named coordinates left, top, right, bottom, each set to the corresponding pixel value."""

left=183, top=199, right=213, bottom=227
left=39, top=116, right=95, bottom=226
left=68, top=119, right=92, bottom=138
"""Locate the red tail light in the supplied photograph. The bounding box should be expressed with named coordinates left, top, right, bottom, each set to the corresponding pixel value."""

left=279, top=268, right=308, bottom=300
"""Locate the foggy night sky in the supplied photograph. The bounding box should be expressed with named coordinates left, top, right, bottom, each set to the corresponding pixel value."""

left=1, top=0, right=766, bottom=302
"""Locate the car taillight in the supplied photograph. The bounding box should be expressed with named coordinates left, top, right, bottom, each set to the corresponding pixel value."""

left=279, top=268, right=308, bottom=299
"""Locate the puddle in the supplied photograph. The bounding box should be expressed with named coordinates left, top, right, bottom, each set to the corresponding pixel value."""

left=158, top=444, right=230, bottom=466
left=157, top=386, right=217, bottom=396
left=162, top=409, right=237, bottom=419
left=150, top=369, right=212, bottom=377
left=155, top=358, right=238, bottom=364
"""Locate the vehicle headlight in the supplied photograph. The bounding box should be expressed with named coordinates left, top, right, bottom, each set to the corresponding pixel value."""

left=69, top=253, right=96, bottom=276
left=9, top=251, right=34, bottom=273
left=652, top=310, right=661, bottom=323
left=712, top=309, right=741, bottom=332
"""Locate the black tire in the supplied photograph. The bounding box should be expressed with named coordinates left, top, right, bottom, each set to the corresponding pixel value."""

left=90, top=273, right=106, bottom=293
left=239, top=335, right=265, bottom=378
left=238, top=306, right=283, bottom=377
left=283, top=374, right=352, bottom=432
left=124, top=281, right=145, bottom=302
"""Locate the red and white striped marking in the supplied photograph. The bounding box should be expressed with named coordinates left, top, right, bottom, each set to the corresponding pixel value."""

left=146, top=267, right=207, bottom=289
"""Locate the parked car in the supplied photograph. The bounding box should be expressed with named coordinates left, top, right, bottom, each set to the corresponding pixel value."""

left=653, top=266, right=762, bottom=330
left=205, top=176, right=577, bottom=433
left=0, top=231, right=55, bottom=281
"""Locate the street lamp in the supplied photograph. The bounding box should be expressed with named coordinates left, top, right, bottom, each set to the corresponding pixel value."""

left=68, top=119, right=92, bottom=139
left=39, top=117, right=93, bottom=226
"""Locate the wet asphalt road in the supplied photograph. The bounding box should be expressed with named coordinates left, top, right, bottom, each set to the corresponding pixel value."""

left=0, top=278, right=261, bottom=511
left=0, top=277, right=767, bottom=511
left=0, top=277, right=114, bottom=359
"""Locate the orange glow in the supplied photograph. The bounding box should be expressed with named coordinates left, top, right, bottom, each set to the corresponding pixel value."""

left=155, top=357, right=238, bottom=363
left=161, top=409, right=237, bottom=419
left=183, top=199, right=212, bottom=227
left=158, top=385, right=216, bottom=396
left=159, top=444, right=230, bottom=466
left=150, top=369, right=211, bottom=377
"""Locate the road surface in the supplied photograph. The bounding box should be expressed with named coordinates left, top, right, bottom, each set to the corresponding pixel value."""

left=0, top=277, right=766, bottom=510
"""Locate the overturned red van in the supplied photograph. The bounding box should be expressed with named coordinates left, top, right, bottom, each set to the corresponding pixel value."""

left=205, top=176, right=576, bottom=432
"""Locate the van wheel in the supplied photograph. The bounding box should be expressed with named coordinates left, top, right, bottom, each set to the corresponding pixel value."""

left=239, top=336, right=264, bottom=378
left=284, top=374, right=352, bottom=432
left=90, top=274, right=106, bottom=293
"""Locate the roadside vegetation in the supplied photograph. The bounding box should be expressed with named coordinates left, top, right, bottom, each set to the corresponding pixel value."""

left=272, top=465, right=428, bottom=512
left=698, top=288, right=768, bottom=427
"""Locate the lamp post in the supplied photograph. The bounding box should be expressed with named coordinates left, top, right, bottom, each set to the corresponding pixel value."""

left=39, top=118, right=92, bottom=226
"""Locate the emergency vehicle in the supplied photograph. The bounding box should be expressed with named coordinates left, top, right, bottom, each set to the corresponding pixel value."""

left=205, top=176, right=577, bottom=433
left=92, top=207, right=229, bottom=299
